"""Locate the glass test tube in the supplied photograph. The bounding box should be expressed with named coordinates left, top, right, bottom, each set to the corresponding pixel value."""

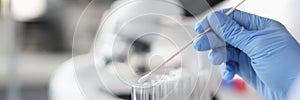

left=132, top=73, right=210, bottom=100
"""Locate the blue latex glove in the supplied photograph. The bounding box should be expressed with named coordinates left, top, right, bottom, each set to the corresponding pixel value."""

left=193, top=8, right=300, bottom=100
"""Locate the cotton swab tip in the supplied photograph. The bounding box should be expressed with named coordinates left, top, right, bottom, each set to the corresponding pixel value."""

left=138, top=73, right=151, bottom=84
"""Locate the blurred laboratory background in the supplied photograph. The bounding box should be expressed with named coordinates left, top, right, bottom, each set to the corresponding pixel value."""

left=0, top=0, right=299, bottom=100
left=0, top=0, right=113, bottom=100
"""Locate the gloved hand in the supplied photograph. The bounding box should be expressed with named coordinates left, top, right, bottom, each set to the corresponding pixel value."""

left=193, top=8, right=300, bottom=100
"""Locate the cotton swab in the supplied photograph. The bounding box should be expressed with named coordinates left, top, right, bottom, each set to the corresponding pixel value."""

left=138, top=0, right=246, bottom=84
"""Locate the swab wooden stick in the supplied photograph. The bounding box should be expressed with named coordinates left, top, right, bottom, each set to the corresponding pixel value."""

left=138, top=0, right=246, bottom=84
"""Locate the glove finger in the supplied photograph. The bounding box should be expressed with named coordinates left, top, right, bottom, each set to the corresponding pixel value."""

left=193, top=32, right=225, bottom=51
left=223, top=61, right=238, bottom=80
left=217, top=8, right=277, bottom=30
left=207, top=44, right=239, bottom=65
left=226, top=46, right=258, bottom=87
left=226, top=45, right=240, bottom=62
left=194, top=17, right=210, bottom=33
left=207, top=12, right=250, bottom=51
left=221, top=45, right=239, bottom=80
left=208, top=47, right=226, bottom=65
left=194, top=16, right=226, bottom=51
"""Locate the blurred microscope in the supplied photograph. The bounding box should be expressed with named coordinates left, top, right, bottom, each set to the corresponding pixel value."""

left=49, top=0, right=262, bottom=100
